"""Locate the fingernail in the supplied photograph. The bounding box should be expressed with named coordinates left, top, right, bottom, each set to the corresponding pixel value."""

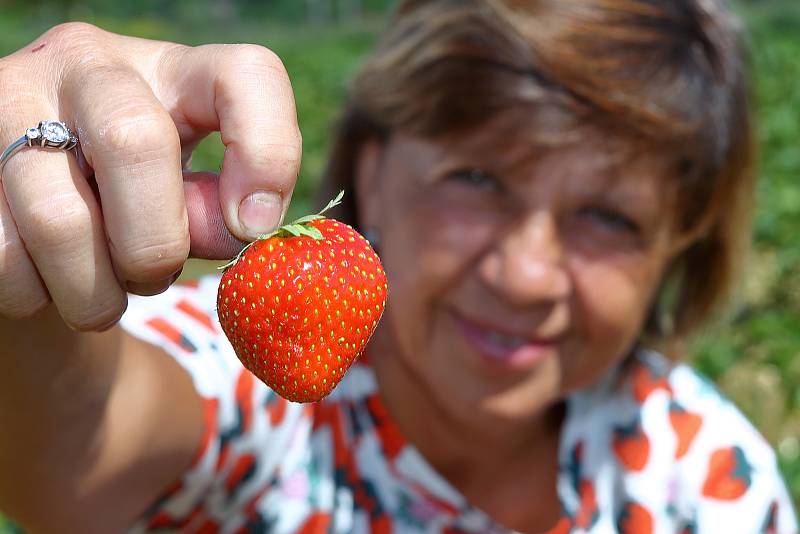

left=124, top=270, right=181, bottom=297
left=238, top=191, right=283, bottom=238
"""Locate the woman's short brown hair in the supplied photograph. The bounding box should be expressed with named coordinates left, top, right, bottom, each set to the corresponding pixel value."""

left=320, top=0, right=755, bottom=345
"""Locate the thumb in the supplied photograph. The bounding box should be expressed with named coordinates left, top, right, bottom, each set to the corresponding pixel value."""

left=218, top=141, right=299, bottom=241
left=162, top=43, right=301, bottom=242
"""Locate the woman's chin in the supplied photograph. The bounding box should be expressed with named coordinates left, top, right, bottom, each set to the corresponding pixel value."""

left=434, top=370, right=563, bottom=432
left=480, top=387, right=559, bottom=423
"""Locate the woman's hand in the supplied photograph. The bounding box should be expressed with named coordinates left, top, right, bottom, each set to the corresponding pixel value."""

left=0, top=22, right=301, bottom=331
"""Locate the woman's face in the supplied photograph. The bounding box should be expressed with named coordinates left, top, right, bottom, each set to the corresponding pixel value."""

left=357, top=118, right=681, bottom=429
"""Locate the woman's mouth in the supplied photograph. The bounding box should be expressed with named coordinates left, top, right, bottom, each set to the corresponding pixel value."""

left=452, top=312, right=558, bottom=370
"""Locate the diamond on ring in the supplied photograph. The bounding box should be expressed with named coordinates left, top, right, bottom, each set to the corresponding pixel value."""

left=0, top=120, right=79, bottom=177
left=28, top=120, right=77, bottom=149
left=40, top=120, right=71, bottom=144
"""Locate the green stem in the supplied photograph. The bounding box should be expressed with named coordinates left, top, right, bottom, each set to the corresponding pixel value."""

left=218, top=190, right=345, bottom=271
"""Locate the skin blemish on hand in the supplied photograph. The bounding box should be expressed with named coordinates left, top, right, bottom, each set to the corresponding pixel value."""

left=31, top=43, right=47, bottom=53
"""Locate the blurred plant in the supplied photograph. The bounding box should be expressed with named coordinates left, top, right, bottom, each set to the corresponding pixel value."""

left=691, top=0, right=800, bottom=504
left=1, top=0, right=394, bottom=26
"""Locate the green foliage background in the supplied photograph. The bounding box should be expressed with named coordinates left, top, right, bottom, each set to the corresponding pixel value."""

left=0, top=0, right=798, bottom=529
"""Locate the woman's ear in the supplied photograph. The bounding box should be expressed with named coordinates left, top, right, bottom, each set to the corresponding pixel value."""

left=354, top=139, right=385, bottom=230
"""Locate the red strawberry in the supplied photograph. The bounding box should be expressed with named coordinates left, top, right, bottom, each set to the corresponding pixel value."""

left=217, top=192, right=388, bottom=403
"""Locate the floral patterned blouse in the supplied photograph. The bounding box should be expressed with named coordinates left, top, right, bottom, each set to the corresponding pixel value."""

left=121, top=276, right=797, bottom=533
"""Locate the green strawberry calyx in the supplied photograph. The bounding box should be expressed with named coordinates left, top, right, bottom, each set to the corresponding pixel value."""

left=218, top=190, right=345, bottom=271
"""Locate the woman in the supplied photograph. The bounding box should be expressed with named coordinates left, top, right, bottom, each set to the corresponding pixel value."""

left=0, top=0, right=795, bottom=532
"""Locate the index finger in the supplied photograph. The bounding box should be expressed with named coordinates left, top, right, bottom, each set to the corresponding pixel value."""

left=161, top=44, right=302, bottom=242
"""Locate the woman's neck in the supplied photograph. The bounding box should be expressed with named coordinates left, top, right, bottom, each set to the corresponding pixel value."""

left=368, top=325, right=566, bottom=532
left=368, top=323, right=564, bottom=491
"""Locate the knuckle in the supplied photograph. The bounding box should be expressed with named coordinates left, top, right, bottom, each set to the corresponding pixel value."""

left=44, top=21, right=101, bottom=43
left=65, top=50, right=114, bottom=83
left=258, top=141, right=303, bottom=173
left=95, top=110, right=177, bottom=159
left=1, top=23, right=106, bottom=108
left=66, top=296, right=127, bottom=332
left=45, top=23, right=110, bottom=71
left=24, top=196, right=91, bottom=251
left=0, top=295, right=50, bottom=321
left=114, top=234, right=189, bottom=282
left=219, top=44, right=292, bottom=93
left=224, top=43, right=285, bottom=74
left=0, top=272, right=50, bottom=320
left=0, top=220, right=49, bottom=319
left=56, top=38, right=124, bottom=108
left=236, top=127, right=301, bottom=170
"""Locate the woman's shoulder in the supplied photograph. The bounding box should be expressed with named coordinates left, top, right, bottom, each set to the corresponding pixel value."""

left=561, top=348, right=796, bottom=532
left=580, top=347, right=783, bottom=476
left=568, top=348, right=776, bottom=450
left=629, top=348, right=776, bottom=464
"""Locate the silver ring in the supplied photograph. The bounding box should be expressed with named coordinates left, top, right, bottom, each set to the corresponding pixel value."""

left=0, top=121, right=79, bottom=178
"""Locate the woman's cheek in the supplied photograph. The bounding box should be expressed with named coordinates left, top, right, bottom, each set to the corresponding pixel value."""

left=567, top=258, right=651, bottom=380
left=391, top=202, right=497, bottom=291
left=377, top=227, right=451, bottom=352
left=379, top=215, right=492, bottom=355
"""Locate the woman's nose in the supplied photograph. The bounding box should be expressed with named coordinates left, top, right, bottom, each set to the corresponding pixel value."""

left=479, top=211, right=571, bottom=307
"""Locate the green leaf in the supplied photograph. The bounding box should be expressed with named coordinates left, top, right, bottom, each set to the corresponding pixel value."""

left=282, top=224, right=305, bottom=236
left=298, top=225, right=324, bottom=240
left=318, top=190, right=344, bottom=216
left=291, top=214, right=324, bottom=225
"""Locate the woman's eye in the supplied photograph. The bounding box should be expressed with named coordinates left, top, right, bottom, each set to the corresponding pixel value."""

left=446, top=168, right=500, bottom=191
left=580, top=206, right=640, bottom=234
